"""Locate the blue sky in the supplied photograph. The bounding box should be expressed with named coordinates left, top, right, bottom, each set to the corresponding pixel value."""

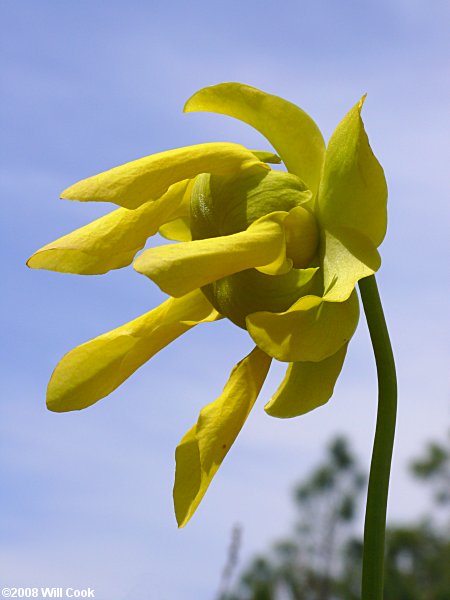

left=1, top=1, right=449, bottom=598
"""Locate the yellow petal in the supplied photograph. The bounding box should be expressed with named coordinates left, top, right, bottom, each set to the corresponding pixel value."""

left=185, top=83, right=325, bottom=196
left=321, top=227, right=381, bottom=302
left=265, top=344, right=348, bottom=418
left=246, top=291, right=359, bottom=362
left=158, top=217, right=192, bottom=242
left=46, top=290, right=219, bottom=412
left=318, top=96, right=388, bottom=247
left=134, top=211, right=290, bottom=297
left=158, top=178, right=194, bottom=241
left=173, top=347, right=272, bottom=527
left=27, top=180, right=190, bottom=275
left=61, top=142, right=268, bottom=209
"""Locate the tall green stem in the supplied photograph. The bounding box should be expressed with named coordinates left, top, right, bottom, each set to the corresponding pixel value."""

left=358, top=275, right=397, bottom=600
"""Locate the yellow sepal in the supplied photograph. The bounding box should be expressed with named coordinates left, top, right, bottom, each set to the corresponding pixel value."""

left=318, top=96, right=388, bottom=247
left=322, top=228, right=381, bottom=302
left=246, top=291, right=359, bottom=362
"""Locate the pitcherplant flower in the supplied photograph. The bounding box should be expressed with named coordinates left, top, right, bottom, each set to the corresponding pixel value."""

left=28, top=83, right=387, bottom=528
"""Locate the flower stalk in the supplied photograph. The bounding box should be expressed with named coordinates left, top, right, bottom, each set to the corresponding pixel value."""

left=359, top=275, right=397, bottom=599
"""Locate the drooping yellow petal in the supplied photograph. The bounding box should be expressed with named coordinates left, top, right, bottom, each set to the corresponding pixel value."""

left=185, top=83, right=325, bottom=196
left=134, top=212, right=291, bottom=297
left=318, top=96, right=388, bottom=247
left=265, top=344, right=348, bottom=418
left=173, top=347, right=272, bottom=527
left=46, top=290, right=220, bottom=412
left=27, top=181, right=190, bottom=275
left=321, top=227, right=381, bottom=302
left=246, top=291, right=359, bottom=362
left=61, top=142, right=268, bottom=209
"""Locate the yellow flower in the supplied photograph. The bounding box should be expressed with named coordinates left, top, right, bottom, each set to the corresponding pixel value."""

left=28, top=83, right=387, bottom=527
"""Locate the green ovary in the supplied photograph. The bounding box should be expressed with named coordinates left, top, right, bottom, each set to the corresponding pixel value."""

left=189, top=169, right=321, bottom=328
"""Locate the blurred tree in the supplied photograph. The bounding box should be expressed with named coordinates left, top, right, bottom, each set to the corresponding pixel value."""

left=223, top=432, right=450, bottom=600
left=339, top=430, right=450, bottom=600
left=410, top=430, right=450, bottom=507
left=383, top=523, right=450, bottom=599
left=225, top=437, right=366, bottom=600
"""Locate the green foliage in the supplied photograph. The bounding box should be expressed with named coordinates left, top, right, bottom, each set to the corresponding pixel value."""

left=410, top=431, right=450, bottom=506
left=384, top=524, right=450, bottom=599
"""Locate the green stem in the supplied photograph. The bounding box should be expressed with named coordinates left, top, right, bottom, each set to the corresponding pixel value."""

left=358, top=275, right=397, bottom=600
